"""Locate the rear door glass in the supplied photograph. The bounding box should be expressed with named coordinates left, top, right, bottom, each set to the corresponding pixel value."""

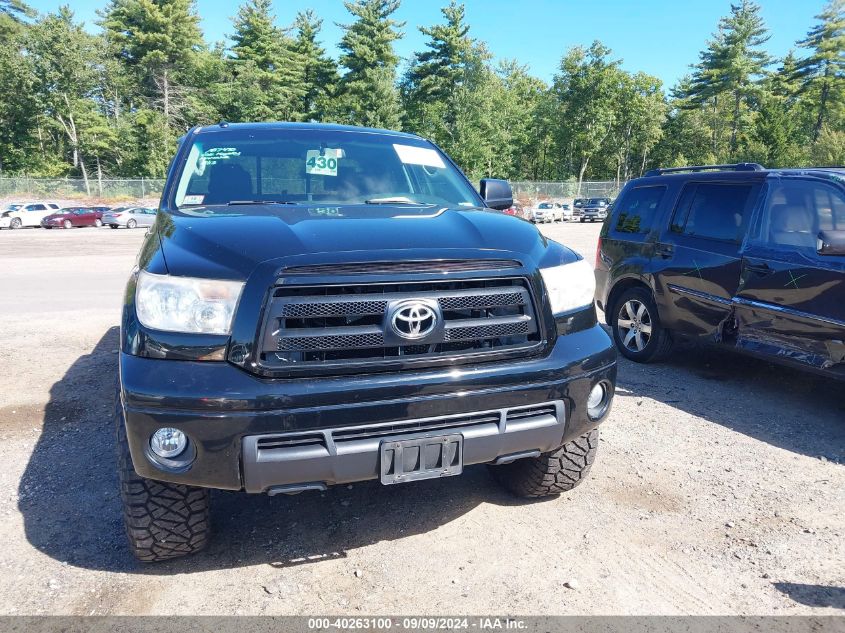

left=612, top=185, right=666, bottom=234
left=671, top=183, right=755, bottom=242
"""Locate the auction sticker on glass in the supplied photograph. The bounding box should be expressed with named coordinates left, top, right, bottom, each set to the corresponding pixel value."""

left=393, top=144, right=446, bottom=169
left=305, top=149, right=341, bottom=176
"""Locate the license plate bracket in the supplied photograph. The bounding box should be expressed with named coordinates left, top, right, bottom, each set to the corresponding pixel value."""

left=379, top=434, right=463, bottom=485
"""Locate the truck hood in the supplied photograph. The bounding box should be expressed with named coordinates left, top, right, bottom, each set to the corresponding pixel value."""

left=147, top=204, right=578, bottom=279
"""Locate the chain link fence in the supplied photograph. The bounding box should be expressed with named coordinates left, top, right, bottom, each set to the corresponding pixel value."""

left=0, top=177, right=166, bottom=201
left=0, top=177, right=623, bottom=205
left=511, top=180, right=623, bottom=204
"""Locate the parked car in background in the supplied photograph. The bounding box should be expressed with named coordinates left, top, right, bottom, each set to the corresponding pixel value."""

left=103, top=206, right=157, bottom=229
left=41, top=207, right=103, bottom=228
left=596, top=162, right=845, bottom=379
left=561, top=203, right=574, bottom=221
left=0, top=202, right=61, bottom=229
left=529, top=201, right=564, bottom=223
left=580, top=198, right=611, bottom=223
left=572, top=199, right=587, bottom=219
left=503, top=202, right=526, bottom=219
left=89, top=206, right=112, bottom=221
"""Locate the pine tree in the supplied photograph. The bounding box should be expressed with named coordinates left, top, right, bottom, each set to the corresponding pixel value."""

left=293, top=9, right=338, bottom=121
left=402, top=2, right=472, bottom=147
left=336, top=0, right=404, bottom=129
left=796, top=0, right=845, bottom=140
left=230, top=0, right=305, bottom=121
left=405, top=1, right=471, bottom=102
left=685, top=0, right=771, bottom=156
left=99, top=0, right=203, bottom=126
left=0, top=0, right=33, bottom=37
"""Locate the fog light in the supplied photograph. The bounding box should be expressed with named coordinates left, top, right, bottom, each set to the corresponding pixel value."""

left=150, top=427, right=187, bottom=458
left=587, top=382, right=610, bottom=419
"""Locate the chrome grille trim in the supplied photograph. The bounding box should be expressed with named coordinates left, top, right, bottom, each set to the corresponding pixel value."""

left=258, top=276, right=542, bottom=372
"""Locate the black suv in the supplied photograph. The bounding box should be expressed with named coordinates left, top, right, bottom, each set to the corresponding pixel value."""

left=116, top=122, right=616, bottom=561
left=596, top=163, right=845, bottom=377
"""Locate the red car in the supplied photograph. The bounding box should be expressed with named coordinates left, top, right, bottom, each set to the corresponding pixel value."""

left=40, top=207, right=104, bottom=229
left=503, top=203, right=526, bottom=219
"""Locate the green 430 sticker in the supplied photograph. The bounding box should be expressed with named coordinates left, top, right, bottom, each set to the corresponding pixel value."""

left=306, top=149, right=341, bottom=176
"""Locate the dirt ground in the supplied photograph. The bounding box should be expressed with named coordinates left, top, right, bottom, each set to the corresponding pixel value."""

left=0, top=221, right=842, bottom=616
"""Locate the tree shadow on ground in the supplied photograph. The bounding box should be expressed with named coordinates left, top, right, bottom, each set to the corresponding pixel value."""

left=774, top=583, right=845, bottom=609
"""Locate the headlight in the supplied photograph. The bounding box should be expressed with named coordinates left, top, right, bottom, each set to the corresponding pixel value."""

left=540, top=258, right=595, bottom=315
left=135, top=270, right=244, bottom=334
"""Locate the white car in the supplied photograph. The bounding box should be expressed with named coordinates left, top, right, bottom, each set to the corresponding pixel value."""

left=529, top=201, right=564, bottom=223
left=1, top=202, right=61, bottom=229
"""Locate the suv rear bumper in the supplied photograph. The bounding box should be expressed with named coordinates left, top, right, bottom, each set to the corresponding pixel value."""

left=119, top=323, right=616, bottom=491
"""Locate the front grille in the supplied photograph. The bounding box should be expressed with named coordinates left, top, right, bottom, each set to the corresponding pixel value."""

left=257, top=277, right=541, bottom=372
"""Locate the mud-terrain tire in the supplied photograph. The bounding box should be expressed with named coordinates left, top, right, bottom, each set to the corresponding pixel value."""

left=610, top=286, right=673, bottom=363
left=490, top=429, right=599, bottom=498
left=115, top=403, right=210, bottom=562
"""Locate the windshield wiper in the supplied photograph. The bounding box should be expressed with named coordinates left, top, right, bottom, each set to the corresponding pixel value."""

left=364, top=197, right=428, bottom=205
left=226, top=200, right=298, bottom=206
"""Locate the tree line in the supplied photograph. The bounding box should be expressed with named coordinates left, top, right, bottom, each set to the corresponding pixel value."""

left=0, top=0, right=843, bottom=192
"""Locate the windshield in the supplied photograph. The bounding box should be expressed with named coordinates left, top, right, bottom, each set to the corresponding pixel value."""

left=538, top=202, right=553, bottom=209
left=587, top=198, right=606, bottom=206
left=173, top=128, right=482, bottom=211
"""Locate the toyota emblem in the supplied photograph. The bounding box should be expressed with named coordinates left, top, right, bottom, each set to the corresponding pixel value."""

left=390, top=301, right=438, bottom=340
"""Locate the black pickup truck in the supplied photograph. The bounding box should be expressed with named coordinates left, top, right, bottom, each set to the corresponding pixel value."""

left=116, top=122, right=616, bottom=561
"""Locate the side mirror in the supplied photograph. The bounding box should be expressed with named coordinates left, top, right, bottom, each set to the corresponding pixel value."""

left=480, top=178, right=513, bottom=211
left=817, top=230, right=845, bottom=256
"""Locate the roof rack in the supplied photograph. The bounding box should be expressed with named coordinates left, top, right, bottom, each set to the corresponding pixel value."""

left=644, top=163, right=765, bottom=177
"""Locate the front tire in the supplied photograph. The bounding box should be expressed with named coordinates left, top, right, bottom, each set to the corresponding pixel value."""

left=610, top=286, right=673, bottom=363
left=63, top=219, right=72, bottom=229
left=116, top=403, right=211, bottom=562
left=490, top=429, right=599, bottom=498
left=10, top=217, right=22, bottom=229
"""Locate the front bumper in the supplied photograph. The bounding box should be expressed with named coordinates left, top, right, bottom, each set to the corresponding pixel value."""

left=120, top=323, right=616, bottom=491
left=0, top=217, right=10, bottom=228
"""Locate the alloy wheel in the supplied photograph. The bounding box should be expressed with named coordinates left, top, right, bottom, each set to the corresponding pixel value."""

left=616, top=299, right=653, bottom=353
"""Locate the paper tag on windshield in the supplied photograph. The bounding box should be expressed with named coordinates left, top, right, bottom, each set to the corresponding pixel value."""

left=306, top=149, right=341, bottom=176
left=183, top=195, right=204, bottom=205
left=393, top=144, right=446, bottom=169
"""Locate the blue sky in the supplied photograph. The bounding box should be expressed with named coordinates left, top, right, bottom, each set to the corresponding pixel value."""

left=28, top=0, right=827, bottom=89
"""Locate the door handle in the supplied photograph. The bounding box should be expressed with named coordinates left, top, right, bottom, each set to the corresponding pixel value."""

left=745, top=262, right=773, bottom=276
left=655, top=244, right=674, bottom=258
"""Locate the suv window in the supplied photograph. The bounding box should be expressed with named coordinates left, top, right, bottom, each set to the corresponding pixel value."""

left=613, top=185, right=666, bottom=234
left=671, top=182, right=754, bottom=242
left=27, top=204, right=46, bottom=211
left=757, top=179, right=845, bottom=250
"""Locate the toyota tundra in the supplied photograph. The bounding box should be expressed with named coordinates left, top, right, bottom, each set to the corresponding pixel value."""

left=116, top=122, right=617, bottom=561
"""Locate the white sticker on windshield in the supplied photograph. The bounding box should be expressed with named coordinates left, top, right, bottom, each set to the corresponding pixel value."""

left=306, top=149, right=341, bottom=176
left=393, top=144, right=446, bottom=169
left=183, top=195, right=204, bottom=205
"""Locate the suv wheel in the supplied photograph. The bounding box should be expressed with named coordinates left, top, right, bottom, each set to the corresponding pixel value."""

left=490, top=429, right=599, bottom=498
left=115, top=402, right=211, bottom=562
left=611, top=287, right=673, bottom=362
left=10, top=217, right=21, bottom=229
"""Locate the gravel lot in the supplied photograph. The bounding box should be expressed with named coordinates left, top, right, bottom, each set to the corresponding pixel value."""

left=0, top=221, right=842, bottom=616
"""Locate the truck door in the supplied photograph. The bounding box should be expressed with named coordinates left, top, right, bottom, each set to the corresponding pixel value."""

left=735, top=176, right=845, bottom=371
left=652, top=180, right=762, bottom=339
